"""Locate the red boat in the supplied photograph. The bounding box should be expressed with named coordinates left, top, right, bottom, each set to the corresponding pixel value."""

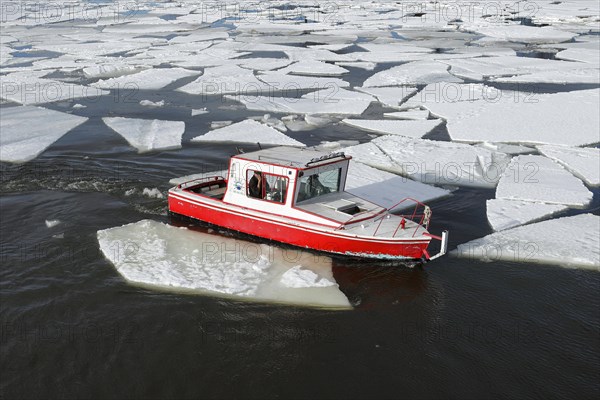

left=168, top=147, right=448, bottom=261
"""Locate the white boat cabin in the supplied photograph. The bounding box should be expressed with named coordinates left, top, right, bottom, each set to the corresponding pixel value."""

left=221, top=147, right=384, bottom=228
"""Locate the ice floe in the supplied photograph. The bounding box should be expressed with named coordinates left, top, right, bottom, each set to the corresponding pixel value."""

left=453, top=214, right=600, bottom=270
left=345, top=161, right=451, bottom=208
left=45, top=219, right=61, bottom=228
left=460, top=24, right=577, bottom=44
left=355, top=86, right=418, bottom=109
left=177, top=64, right=271, bottom=95
left=102, top=117, right=185, bottom=153
left=191, top=108, right=209, bottom=116
left=228, top=88, right=373, bottom=116
left=93, top=68, right=200, bottom=90
left=343, top=136, right=511, bottom=188
left=362, top=61, right=463, bottom=87
left=97, top=219, right=350, bottom=307
left=83, top=64, right=145, bottom=79
left=495, top=155, right=593, bottom=207
left=403, top=84, right=600, bottom=146
left=537, top=145, right=600, bottom=187
left=384, top=110, right=430, bottom=120
left=341, top=119, right=443, bottom=138
left=1, top=72, right=108, bottom=105
left=191, top=119, right=305, bottom=147
left=0, top=106, right=88, bottom=163
left=277, top=60, right=349, bottom=76
left=486, top=199, right=568, bottom=232
left=139, top=100, right=165, bottom=107
left=555, top=48, right=600, bottom=64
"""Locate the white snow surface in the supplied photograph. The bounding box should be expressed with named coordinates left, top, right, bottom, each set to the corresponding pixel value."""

left=0, top=106, right=88, bottom=163
left=537, top=145, right=600, bottom=187
left=93, top=68, right=200, bottom=90
left=355, top=86, right=418, bottom=108
left=403, top=84, right=600, bottom=147
left=453, top=214, right=600, bottom=270
left=191, top=120, right=305, bottom=147
left=486, top=199, right=568, bottom=232
left=97, top=220, right=350, bottom=307
left=103, top=117, right=185, bottom=153
left=345, top=162, right=451, bottom=208
left=277, top=61, right=349, bottom=76
left=344, top=136, right=511, bottom=188
left=341, top=119, right=443, bottom=138
left=495, top=155, right=593, bottom=207
left=362, top=61, right=463, bottom=87
left=460, top=24, right=577, bottom=44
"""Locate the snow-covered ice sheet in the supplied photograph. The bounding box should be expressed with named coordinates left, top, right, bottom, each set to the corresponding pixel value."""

left=277, top=61, right=349, bottom=76
left=555, top=48, right=600, bottom=64
left=453, top=214, right=600, bottom=270
left=362, top=61, right=463, bottom=87
left=403, top=84, right=600, bottom=147
left=537, top=145, right=600, bottom=187
left=492, top=68, right=599, bottom=85
left=191, top=119, right=305, bottom=147
left=97, top=220, right=350, bottom=308
left=384, top=110, right=430, bottom=120
left=83, top=64, right=145, bottom=79
left=460, top=24, right=577, bottom=44
left=0, top=106, right=88, bottom=163
left=93, top=68, right=200, bottom=90
left=341, top=119, right=443, bottom=138
left=177, top=65, right=271, bottom=95
left=486, top=199, right=568, bottom=232
left=1, top=72, right=108, bottom=105
left=344, top=136, right=511, bottom=188
left=228, top=88, right=373, bottom=116
left=103, top=117, right=185, bottom=153
left=496, top=155, right=593, bottom=207
left=346, top=162, right=451, bottom=208
left=355, top=86, right=417, bottom=109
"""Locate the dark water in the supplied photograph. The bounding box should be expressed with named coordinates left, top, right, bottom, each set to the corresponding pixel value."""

left=1, top=25, right=600, bottom=400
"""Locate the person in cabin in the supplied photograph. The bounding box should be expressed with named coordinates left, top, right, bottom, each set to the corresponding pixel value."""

left=248, top=171, right=268, bottom=199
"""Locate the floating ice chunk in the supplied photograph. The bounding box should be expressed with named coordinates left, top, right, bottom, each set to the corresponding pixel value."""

left=191, top=108, right=209, bottom=116
left=362, top=61, right=463, bottom=87
left=210, top=121, right=233, bottom=129
left=474, top=142, right=536, bottom=155
left=537, top=145, right=600, bottom=187
left=280, top=266, right=336, bottom=288
left=460, top=24, right=577, bottom=44
left=1, top=72, right=108, bottom=105
left=492, top=68, right=600, bottom=85
left=277, top=61, right=349, bottom=76
left=282, top=114, right=338, bottom=132
left=384, top=110, right=429, bottom=120
left=83, top=64, right=145, bottom=79
left=178, top=65, right=271, bottom=95
left=404, top=84, right=600, bottom=147
left=45, top=219, right=61, bottom=228
left=486, top=199, right=568, bottom=232
left=346, top=161, right=450, bottom=208
left=257, top=72, right=350, bottom=90
left=140, top=99, right=165, bottom=107
left=102, top=117, right=185, bottom=153
left=453, top=214, right=600, bottom=270
left=235, top=58, right=294, bottom=71
left=191, top=120, right=305, bottom=147
left=72, top=104, right=87, bottom=109
left=93, top=67, right=200, bottom=90
left=142, top=188, right=164, bottom=199
left=344, top=136, right=511, bottom=188
left=228, top=88, right=372, bottom=116
left=555, top=48, right=600, bottom=64
left=314, top=140, right=360, bottom=151
left=335, top=61, right=377, bottom=70
left=496, top=155, right=593, bottom=207
left=341, top=119, right=443, bottom=138
left=355, top=86, right=417, bottom=108
left=0, top=106, right=88, bottom=163
left=97, top=220, right=350, bottom=307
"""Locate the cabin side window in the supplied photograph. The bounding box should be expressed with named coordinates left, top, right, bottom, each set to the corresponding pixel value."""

left=246, top=170, right=288, bottom=204
left=297, top=168, right=341, bottom=203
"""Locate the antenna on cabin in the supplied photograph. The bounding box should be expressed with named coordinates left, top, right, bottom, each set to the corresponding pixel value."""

left=257, top=142, right=262, bottom=150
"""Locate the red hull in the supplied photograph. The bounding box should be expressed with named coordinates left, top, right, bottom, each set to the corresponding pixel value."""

left=169, top=193, right=430, bottom=260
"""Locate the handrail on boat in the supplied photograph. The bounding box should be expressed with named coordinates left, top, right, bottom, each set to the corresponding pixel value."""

left=177, top=176, right=225, bottom=190
left=370, top=198, right=433, bottom=238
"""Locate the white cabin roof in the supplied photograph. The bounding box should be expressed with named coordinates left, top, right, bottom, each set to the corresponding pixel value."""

left=233, top=146, right=349, bottom=169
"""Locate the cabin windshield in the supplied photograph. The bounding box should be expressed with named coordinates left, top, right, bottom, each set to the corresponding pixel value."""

left=297, top=168, right=341, bottom=203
